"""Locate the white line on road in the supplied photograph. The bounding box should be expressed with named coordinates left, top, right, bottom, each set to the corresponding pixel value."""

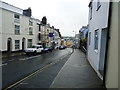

left=0, top=63, right=7, bottom=67
left=19, top=55, right=41, bottom=61
left=5, top=51, right=73, bottom=89
left=20, top=83, right=28, bottom=85
left=9, top=59, right=15, bottom=62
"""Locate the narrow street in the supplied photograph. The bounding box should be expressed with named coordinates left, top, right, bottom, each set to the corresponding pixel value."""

left=2, top=48, right=106, bottom=89
left=2, top=48, right=72, bottom=89
left=0, top=1, right=119, bottom=89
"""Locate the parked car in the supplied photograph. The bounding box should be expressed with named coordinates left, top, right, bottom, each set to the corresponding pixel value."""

left=55, top=46, right=59, bottom=49
left=42, top=47, right=49, bottom=53
left=59, top=45, right=66, bottom=50
left=42, top=47, right=53, bottom=53
left=25, top=45, right=43, bottom=55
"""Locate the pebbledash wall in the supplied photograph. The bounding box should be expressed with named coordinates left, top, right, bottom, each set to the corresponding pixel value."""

left=0, top=1, right=40, bottom=52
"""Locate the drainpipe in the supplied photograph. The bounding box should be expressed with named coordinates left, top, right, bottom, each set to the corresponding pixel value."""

left=103, top=1, right=112, bottom=87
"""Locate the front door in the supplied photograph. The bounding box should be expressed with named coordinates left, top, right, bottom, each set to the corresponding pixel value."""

left=99, top=29, right=107, bottom=76
left=7, top=38, right=12, bottom=52
left=22, top=38, right=25, bottom=51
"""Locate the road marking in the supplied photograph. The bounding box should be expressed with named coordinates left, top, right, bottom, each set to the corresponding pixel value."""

left=20, top=83, right=28, bottom=85
left=19, top=55, right=41, bottom=61
left=9, top=59, right=15, bottom=62
left=4, top=51, right=73, bottom=90
left=0, top=63, right=7, bottom=67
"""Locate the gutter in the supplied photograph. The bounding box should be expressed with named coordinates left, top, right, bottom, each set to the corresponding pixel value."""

left=103, top=1, right=112, bottom=87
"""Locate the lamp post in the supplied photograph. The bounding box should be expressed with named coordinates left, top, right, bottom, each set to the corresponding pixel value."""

left=73, top=30, right=80, bottom=49
left=73, top=30, right=76, bottom=37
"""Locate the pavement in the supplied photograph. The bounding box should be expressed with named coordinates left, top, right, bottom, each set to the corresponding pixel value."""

left=2, top=51, right=26, bottom=59
left=1, top=49, right=58, bottom=59
left=50, top=49, right=106, bottom=89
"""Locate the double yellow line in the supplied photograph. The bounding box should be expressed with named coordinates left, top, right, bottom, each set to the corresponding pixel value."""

left=4, top=52, right=72, bottom=90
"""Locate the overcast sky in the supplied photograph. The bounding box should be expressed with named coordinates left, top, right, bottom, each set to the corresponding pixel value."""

left=2, top=0, right=90, bottom=37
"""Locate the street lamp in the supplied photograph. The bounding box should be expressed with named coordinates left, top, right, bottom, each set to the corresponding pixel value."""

left=73, top=30, right=76, bottom=37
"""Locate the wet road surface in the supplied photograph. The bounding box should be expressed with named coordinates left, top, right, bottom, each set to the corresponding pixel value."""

left=13, top=54, right=71, bottom=89
left=2, top=48, right=72, bottom=89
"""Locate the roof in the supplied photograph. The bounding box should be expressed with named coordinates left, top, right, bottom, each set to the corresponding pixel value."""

left=0, top=1, right=23, bottom=14
left=80, top=26, right=88, bottom=32
left=88, top=0, right=93, bottom=7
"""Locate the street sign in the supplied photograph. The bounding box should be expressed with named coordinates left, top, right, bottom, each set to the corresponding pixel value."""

left=49, top=33, right=54, bottom=37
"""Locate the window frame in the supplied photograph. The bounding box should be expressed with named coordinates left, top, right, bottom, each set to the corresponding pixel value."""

left=29, top=27, right=33, bottom=35
left=89, top=3, right=93, bottom=20
left=27, top=39, right=32, bottom=48
left=29, top=20, right=33, bottom=26
left=15, top=25, right=20, bottom=35
left=88, top=32, right=91, bottom=46
left=15, top=40, right=20, bottom=50
left=96, top=0, right=101, bottom=11
left=14, top=14, right=20, bottom=19
left=94, top=29, right=99, bottom=50
left=14, top=14, right=20, bottom=23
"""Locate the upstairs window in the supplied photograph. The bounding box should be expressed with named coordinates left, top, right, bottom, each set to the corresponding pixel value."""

left=89, top=32, right=91, bottom=45
left=14, top=14, right=20, bottom=23
left=14, top=14, right=20, bottom=19
left=29, top=20, right=33, bottom=26
left=29, top=27, right=33, bottom=35
left=94, top=30, right=99, bottom=50
left=15, top=25, right=20, bottom=35
left=96, top=0, right=101, bottom=11
left=89, top=3, right=93, bottom=20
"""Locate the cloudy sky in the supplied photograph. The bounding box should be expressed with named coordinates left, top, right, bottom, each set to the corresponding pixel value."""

left=2, top=0, right=90, bottom=36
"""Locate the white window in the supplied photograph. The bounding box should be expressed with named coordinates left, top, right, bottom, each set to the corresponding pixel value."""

left=89, top=3, right=93, bottom=20
left=27, top=39, right=32, bottom=48
left=96, top=0, right=101, bottom=11
left=15, top=25, right=20, bottom=35
left=29, top=27, right=33, bottom=35
left=89, top=32, right=91, bottom=45
left=15, top=40, right=20, bottom=49
left=29, top=20, right=33, bottom=26
left=94, top=30, right=99, bottom=50
left=14, top=14, right=20, bottom=23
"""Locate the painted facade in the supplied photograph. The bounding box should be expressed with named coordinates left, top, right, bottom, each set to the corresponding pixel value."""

left=79, top=26, right=88, bottom=40
left=105, top=2, right=118, bottom=88
left=0, top=1, right=40, bottom=52
left=87, top=0, right=118, bottom=88
left=0, top=1, right=61, bottom=52
left=87, top=0, right=110, bottom=79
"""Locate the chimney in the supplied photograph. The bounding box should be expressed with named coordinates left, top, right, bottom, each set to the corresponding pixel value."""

left=42, top=16, right=47, bottom=25
left=23, top=7, right=32, bottom=17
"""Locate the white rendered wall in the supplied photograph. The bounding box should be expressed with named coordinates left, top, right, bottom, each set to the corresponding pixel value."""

left=87, top=1, right=110, bottom=72
left=1, top=8, right=39, bottom=51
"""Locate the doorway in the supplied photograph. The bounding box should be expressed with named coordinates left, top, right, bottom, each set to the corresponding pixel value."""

left=22, top=38, right=25, bottom=51
left=99, top=29, right=107, bottom=76
left=7, top=38, right=12, bottom=52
